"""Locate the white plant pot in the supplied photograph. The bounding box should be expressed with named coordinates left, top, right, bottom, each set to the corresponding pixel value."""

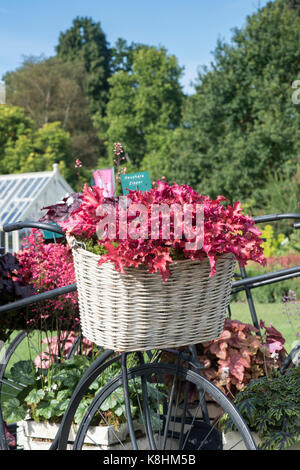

left=16, top=419, right=148, bottom=450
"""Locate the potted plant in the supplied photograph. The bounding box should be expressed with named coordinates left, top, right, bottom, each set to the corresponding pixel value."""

left=220, top=366, right=300, bottom=450
left=4, top=352, right=159, bottom=450
left=55, top=171, right=266, bottom=354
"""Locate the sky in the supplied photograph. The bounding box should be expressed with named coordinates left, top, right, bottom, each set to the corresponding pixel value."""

left=0, top=0, right=271, bottom=94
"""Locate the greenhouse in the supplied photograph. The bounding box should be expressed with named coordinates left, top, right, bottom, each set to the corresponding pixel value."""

left=0, top=164, right=73, bottom=253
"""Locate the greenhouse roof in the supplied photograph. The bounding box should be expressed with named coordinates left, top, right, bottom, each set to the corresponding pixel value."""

left=0, top=164, right=73, bottom=228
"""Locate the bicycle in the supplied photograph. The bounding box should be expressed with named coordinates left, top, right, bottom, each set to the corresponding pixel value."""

left=0, top=220, right=259, bottom=451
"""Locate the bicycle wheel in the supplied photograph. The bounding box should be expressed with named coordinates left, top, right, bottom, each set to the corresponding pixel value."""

left=72, top=360, right=257, bottom=450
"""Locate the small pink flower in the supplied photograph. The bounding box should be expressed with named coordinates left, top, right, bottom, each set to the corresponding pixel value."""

left=75, top=159, right=82, bottom=169
left=113, top=142, right=124, bottom=156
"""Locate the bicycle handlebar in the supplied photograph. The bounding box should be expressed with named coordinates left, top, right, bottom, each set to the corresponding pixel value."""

left=0, top=283, right=77, bottom=313
left=3, top=213, right=300, bottom=233
left=3, top=221, right=64, bottom=235
left=252, top=212, right=300, bottom=224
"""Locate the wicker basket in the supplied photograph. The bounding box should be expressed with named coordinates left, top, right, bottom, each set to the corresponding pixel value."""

left=68, top=238, right=236, bottom=352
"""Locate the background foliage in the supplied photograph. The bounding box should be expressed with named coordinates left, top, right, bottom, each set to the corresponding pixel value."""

left=2, top=0, right=300, bottom=217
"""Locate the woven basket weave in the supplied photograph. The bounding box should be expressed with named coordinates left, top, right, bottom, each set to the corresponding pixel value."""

left=69, top=238, right=236, bottom=352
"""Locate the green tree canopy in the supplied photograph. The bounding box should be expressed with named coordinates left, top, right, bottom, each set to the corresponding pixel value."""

left=168, top=0, right=300, bottom=210
left=56, top=16, right=111, bottom=116
left=4, top=55, right=103, bottom=169
left=0, top=105, right=75, bottom=183
left=95, top=45, right=184, bottom=178
left=109, top=38, right=136, bottom=74
left=4, top=56, right=87, bottom=129
left=0, top=104, right=32, bottom=153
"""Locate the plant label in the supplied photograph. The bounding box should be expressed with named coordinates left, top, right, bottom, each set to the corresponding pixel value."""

left=120, top=171, right=151, bottom=195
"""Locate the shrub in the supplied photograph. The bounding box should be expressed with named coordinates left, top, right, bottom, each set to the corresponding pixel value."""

left=260, top=225, right=287, bottom=258
left=220, top=366, right=300, bottom=450
left=197, top=319, right=286, bottom=398
left=17, top=229, right=79, bottom=332
left=0, top=252, right=34, bottom=341
left=162, top=318, right=286, bottom=399
left=232, top=262, right=299, bottom=303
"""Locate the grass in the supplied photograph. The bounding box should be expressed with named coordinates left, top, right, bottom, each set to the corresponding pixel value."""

left=2, top=330, right=48, bottom=372
left=229, top=302, right=298, bottom=353
left=0, top=330, right=50, bottom=415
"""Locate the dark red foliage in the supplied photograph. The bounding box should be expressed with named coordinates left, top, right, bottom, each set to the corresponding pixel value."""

left=61, top=181, right=266, bottom=280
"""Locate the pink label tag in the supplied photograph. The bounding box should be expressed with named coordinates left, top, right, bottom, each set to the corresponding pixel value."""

left=93, top=167, right=115, bottom=197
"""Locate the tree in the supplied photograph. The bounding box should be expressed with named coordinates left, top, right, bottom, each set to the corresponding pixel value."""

left=4, top=55, right=102, bottom=169
left=0, top=104, right=32, bottom=155
left=4, top=56, right=85, bottom=128
left=0, top=105, right=76, bottom=184
left=95, top=45, right=184, bottom=176
left=56, top=16, right=111, bottom=116
left=109, top=38, right=136, bottom=74
left=169, top=0, right=300, bottom=209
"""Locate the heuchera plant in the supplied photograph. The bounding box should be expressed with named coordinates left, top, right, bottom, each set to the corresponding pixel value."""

left=17, top=229, right=79, bottom=330
left=40, top=193, right=83, bottom=225
left=60, top=181, right=266, bottom=281
left=161, top=318, right=287, bottom=400
left=195, top=318, right=286, bottom=398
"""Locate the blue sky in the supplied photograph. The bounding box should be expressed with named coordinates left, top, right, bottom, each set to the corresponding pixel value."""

left=0, top=0, right=270, bottom=94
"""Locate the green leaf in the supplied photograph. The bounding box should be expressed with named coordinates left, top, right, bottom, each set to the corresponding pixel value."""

left=89, top=379, right=102, bottom=391
left=74, top=398, right=92, bottom=424
left=236, top=397, right=258, bottom=423
left=49, top=398, right=69, bottom=416
left=56, top=389, right=71, bottom=401
left=35, top=400, right=53, bottom=420
left=130, top=405, right=137, bottom=418
left=52, top=368, right=81, bottom=389
left=219, top=412, right=235, bottom=433
left=280, top=402, right=299, bottom=418
left=25, top=388, right=45, bottom=405
left=2, top=398, right=27, bottom=422
left=10, top=360, right=36, bottom=386
left=260, top=431, right=297, bottom=451
left=148, top=409, right=163, bottom=432
left=101, top=395, right=117, bottom=412
left=258, top=414, right=274, bottom=435
left=114, top=405, right=125, bottom=418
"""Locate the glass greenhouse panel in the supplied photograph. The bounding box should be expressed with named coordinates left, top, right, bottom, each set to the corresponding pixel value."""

left=0, top=166, right=73, bottom=253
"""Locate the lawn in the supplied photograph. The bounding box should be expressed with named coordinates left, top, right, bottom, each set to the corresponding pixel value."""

left=229, top=302, right=298, bottom=353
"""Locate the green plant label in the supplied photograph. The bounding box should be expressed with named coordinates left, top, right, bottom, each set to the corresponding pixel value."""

left=120, top=171, right=151, bottom=195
